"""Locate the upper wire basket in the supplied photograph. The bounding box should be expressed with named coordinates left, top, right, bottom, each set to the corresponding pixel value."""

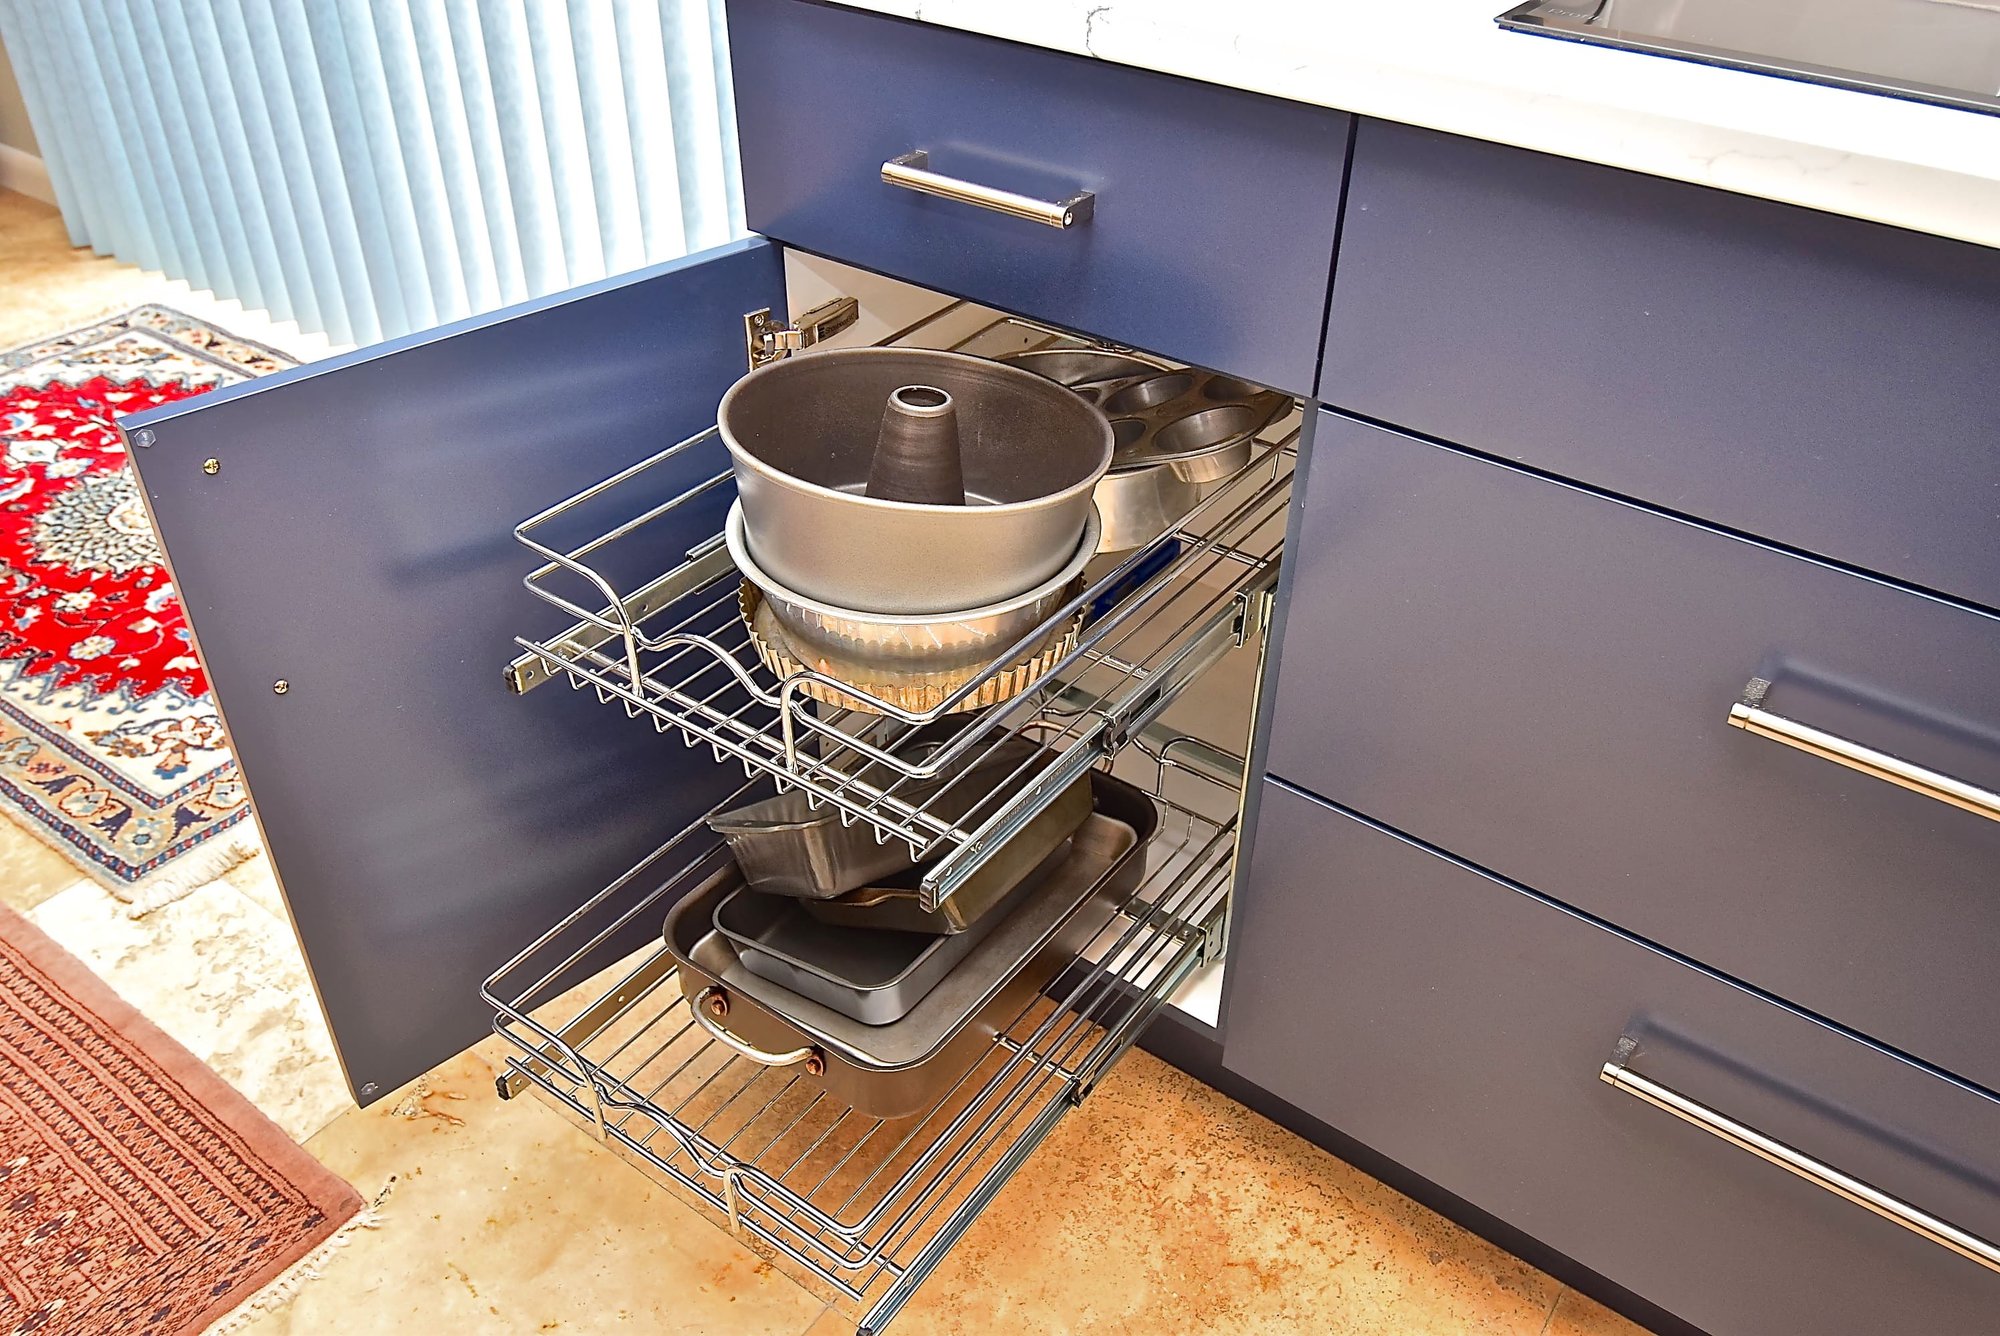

left=509, top=313, right=1296, bottom=911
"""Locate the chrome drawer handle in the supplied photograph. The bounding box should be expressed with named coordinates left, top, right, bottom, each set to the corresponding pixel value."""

left=881, top=150, right=1095, bottom=228
left=1728, top=677, right=2000, bottom=824
left=692, top=987, right=824, bottom=1073
left=1602, top=1043, right=2000, bottom=1274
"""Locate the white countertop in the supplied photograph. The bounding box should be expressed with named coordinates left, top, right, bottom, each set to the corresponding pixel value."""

left=832, top=0, right=2000, bottom=249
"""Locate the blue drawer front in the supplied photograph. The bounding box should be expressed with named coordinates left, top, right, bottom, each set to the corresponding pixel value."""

left=1321, top=119, right=2000, bottom=611
left=1265, top=411, right=2000, bottom=1094
left=729, top=0, right=1350, bottom=396
left=1224, top=782, right=2000, bottom=1336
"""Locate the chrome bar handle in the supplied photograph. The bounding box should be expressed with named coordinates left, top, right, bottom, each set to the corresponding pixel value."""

left=881, top=150, right=1094, bottom=228
left=691, top=988, right=823, bottom=1070
left=1601, top=1045, right=2000, bottom=1274
left=1728, top=677, right=2000, bottom=824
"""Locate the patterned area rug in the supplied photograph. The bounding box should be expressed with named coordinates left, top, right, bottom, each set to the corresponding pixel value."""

left=0, top=308, right=291, bottom=907
left=0, top=900, right=363, bottom=1335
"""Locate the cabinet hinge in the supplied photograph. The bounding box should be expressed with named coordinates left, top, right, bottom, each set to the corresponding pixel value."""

left=744, top=296, right=860, bottom=370
left=1232, top=587, right=1272, bottom=647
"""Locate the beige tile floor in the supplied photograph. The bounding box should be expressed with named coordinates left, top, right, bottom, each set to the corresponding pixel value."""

left=1, top=189, right=1653, bottom=1334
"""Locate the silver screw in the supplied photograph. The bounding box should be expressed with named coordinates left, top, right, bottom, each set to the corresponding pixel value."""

left=131, top=428, right=155, bottom=448
left=201, top=457, right=220, bottom=475
left=272, top=679, right=289, bottom=695
left=361, top=1082, right=380, bottom=1099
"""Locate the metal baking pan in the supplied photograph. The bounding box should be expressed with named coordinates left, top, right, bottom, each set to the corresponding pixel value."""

left=711, top=847, right=1047, bottom=1024
left=664, top=771, right=1157, bottom=1118
left=707, top=727, right=1086, bottom=902
left=1005, top=348, right=1288, bottom=483
left=802, top=757, right=1092, bottom=936
left=706, top=788, right=918, bottom=901
left=1098, top=372, right=1291, bottom=482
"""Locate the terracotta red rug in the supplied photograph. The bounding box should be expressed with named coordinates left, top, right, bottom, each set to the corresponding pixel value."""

left=0, top=308, right=289, bottom=907
left=0, top=901, right=361, bottom=1335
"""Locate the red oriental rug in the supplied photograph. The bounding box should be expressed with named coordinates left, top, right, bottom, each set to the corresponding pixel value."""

left=0, top=900, right=362, bottom=1335
left=0, top=308, right=290, bottom=907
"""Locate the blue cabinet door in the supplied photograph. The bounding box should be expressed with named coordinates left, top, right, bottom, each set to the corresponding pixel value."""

left=122, top=238, right=787, bottom=1104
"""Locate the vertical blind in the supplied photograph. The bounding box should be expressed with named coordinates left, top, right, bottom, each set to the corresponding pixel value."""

left=0, top=0, right=745, bottom=346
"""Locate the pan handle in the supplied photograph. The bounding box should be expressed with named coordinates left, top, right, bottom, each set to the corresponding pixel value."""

left=691, top=987, right=824, bottom=1071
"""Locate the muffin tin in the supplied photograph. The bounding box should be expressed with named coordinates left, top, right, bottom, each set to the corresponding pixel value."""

left=1003, top=349, right=1291, bottom=482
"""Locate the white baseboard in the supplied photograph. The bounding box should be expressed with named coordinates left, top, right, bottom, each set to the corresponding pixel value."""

left=0, top=142, right=55, bottom=205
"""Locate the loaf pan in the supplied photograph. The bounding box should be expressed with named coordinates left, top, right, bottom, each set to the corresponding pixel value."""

left=664, top=770, right=1157, bottom=1118
left=802, top=761, right=1093, bottom=935
left=707, top=728, right=1085, bottom=902
left=710, top=843, right=1051, bottom=1025
left=706, top=789, right=917, bottom=901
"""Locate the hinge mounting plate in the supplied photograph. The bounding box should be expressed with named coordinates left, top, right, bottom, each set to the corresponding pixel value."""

left=743, top=296, right=860, bottom=370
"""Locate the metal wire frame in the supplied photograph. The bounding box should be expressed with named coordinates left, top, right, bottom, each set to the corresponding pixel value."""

left=510, top=313, right=1295, bottom=911
left=483, top=737, right=1241, bottom=1335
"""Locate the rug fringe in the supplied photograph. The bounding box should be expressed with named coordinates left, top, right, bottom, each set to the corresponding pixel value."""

left=205, top=1175, right=397, bottom=1336
left=118, top=833, right=262, bottom=919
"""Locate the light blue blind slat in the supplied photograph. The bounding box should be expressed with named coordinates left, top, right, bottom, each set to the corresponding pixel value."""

left=475, top=1, right=569, bottom=299
left=16, top=3, right=128, bottom=256
left=270, top=1, right=385, bottom=345
left=660, top=0, right=736, bottom=249
left=404, top=0, right=502, bottom=314
left=361, top=0, right=471, bottom=324
left=303, top=0, right=424, bottom=335
left=442, top=0, right=530, bottom=307
left=0, top=7, right=81, bottom=250
left=154, top=0, right=271, bottom=316
left=124, top=3, right=235, bottom=298
left=234, top=0, right=358, bottom=345
left=72, top=0, right=170, bottom=272
left=524, top=5, right=607, bottom=284
left=46, top=4, right=148, bottom=266
left=212, top=0, right=322, bottom=336
left=0, top=0, right=741, bottom=344
left=568, top=0, right=646, bottom=278
left=707, top=0, right=746, bottom=238
left=106, top=3, right=209, bottom=290
left=615, top=0, right=689, bottom=261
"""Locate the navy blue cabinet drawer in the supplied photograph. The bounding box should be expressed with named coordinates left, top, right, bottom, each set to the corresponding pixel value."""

left=729, top=0, right=1350, bottom=396
left=1265, top=412, right=2000, bottom=1094
left=1224, top=782, right=2000, bottom=1336
left=1321, top=119, right=2000, bottom=611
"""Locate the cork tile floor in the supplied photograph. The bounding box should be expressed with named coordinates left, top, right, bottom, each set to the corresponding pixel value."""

left=230, top=1042, right=1649, bottom=1336
left=1, top=188, right=1650, bottom=1334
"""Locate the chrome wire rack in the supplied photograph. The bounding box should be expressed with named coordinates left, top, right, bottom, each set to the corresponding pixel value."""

left=484, top=731, right=1242, bottom=1336
left=509, top=310, right=1295, bottom=911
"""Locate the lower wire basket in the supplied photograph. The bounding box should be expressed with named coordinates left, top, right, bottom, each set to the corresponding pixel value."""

left=484, top=744, right=1239, bottom=1334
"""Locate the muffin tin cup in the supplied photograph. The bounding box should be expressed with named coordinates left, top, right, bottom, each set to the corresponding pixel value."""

left=1102, top=376, right=1290, bottom=479
left=1002, top=348, right=1290, bottom=494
